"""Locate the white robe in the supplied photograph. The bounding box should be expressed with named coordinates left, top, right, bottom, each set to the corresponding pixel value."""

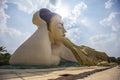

left=9, top=11, right=77, bottom=65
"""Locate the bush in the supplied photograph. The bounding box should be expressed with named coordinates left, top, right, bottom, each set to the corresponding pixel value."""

left=117, top=57, right=120, bottom=65
left=0, top=46, right=11, bottom=65
left=0, top=53, right=11, bottom=65
left=109, top=57, right=117, bottom=63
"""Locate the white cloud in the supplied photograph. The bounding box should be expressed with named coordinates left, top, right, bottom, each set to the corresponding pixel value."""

left=100, top=12, right=120, bottom=32
left=0, top=0, right=7, bottom=9
left=8, top=0, right=60, bottom=14
left=96, top=12, right=120, bottom=56
left=66, top=28, right=81, bottom=45
left=0, top=0, right=10, bottom=35
left=90, top=33, right=117, bottom=44
left=8, top=0, right=36, bottom=14
left=7, top=0, right=88, bottom=29
left=6, top=28, right=30, bottom=39
left=89, top=33, right=120, bottom=57
left=0, top=0, right=31, bottom=53
left=97, top=10, right=120, bottom=57
left=63, top=2, right=89, bottom=45
left=0, top=0, right=30, bottom=37
left=80, top=18, right=93, bottom=28
left=72, top=2, right=87, bottom=17
left=64, top=2, right=87, bottom=28
left=0, top=28, right=30, bottom=53
left=105, top=0, right=114, bottom=9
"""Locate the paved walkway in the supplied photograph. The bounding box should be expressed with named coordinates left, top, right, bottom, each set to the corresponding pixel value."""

left=0, top=66, right=119, bottom=80
left=83, top=66, right=120, bottom=80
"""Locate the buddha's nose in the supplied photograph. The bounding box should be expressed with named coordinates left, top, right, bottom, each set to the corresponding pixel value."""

left=63, top=27, right=66, bottom=33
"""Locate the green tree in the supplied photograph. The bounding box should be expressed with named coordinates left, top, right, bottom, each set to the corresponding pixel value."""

left=0, top=46, right=7, bottom=53
left=0, top=46, right=11, bottom=65
left=109, top=57, right=117, bottom=62
left=117, top=57, right=120, bottom=65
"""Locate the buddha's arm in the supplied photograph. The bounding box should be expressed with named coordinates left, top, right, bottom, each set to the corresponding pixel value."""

left=62, top=38, right=83, bottom=64
left=59, top=44, right=77, bottom=62
left=62, top=38, right=96, bottom=65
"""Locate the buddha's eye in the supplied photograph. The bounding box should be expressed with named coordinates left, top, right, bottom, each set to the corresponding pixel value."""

left=61, top=23, right=63, bottom=26
left=55, top=22, right=64, bottom=29
left=58, top=23, right=63, bottom=29
left=59, top=23, right=63, bottom=26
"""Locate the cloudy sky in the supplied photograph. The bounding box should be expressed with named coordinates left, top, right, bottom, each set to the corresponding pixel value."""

left=0, top=0, right=120, bottom=57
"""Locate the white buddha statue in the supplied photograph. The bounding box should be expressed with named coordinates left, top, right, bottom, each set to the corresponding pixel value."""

left=9, top=8, right=77, bottom=65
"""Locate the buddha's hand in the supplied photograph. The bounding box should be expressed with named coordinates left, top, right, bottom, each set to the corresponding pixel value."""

left=32, top=11, right=47, bottom=27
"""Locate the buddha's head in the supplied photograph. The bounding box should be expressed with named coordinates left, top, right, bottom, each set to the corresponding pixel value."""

left=32, top=8, right=66, bottom=44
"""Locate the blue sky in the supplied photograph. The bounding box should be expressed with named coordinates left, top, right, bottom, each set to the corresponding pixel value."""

left=0, top=0, right=120, bottom=57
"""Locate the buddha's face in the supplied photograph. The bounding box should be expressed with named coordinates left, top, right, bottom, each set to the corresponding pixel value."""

left=49, top=15, right=66, bottom=42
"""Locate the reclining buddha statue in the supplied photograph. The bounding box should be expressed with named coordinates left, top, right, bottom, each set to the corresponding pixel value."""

left=9, top=8, right=109, bottom=66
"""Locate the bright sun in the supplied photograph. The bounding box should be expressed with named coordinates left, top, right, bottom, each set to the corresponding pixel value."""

left=55, top=6, right=69, bottom=18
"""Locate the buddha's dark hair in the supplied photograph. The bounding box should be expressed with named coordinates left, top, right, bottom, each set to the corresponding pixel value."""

left=39, top=8, right=57, bottom=30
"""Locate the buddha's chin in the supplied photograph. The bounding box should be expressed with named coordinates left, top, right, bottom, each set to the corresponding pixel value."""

left=54, top=37, right=64, bottom=43
left=60, top=36, right=65, bottom=39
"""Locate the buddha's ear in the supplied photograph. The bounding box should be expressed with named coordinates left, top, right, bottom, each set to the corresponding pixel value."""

left=48, top=30, right=55, bottom=44
left=32, top=11, right=47, bottom=26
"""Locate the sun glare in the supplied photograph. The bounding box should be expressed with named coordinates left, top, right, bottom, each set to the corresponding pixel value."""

left=55, top=7, right=69, bottom=18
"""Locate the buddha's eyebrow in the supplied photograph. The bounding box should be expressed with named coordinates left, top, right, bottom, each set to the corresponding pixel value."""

left=55, top=22, right=64, bottom=26
left=58, top=22, right=62, bottom=24
left=58, top=22, right=64, bottom=25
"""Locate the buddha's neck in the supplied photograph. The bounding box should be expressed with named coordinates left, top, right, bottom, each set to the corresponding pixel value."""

left=48, top=32, right=62, bottom=46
